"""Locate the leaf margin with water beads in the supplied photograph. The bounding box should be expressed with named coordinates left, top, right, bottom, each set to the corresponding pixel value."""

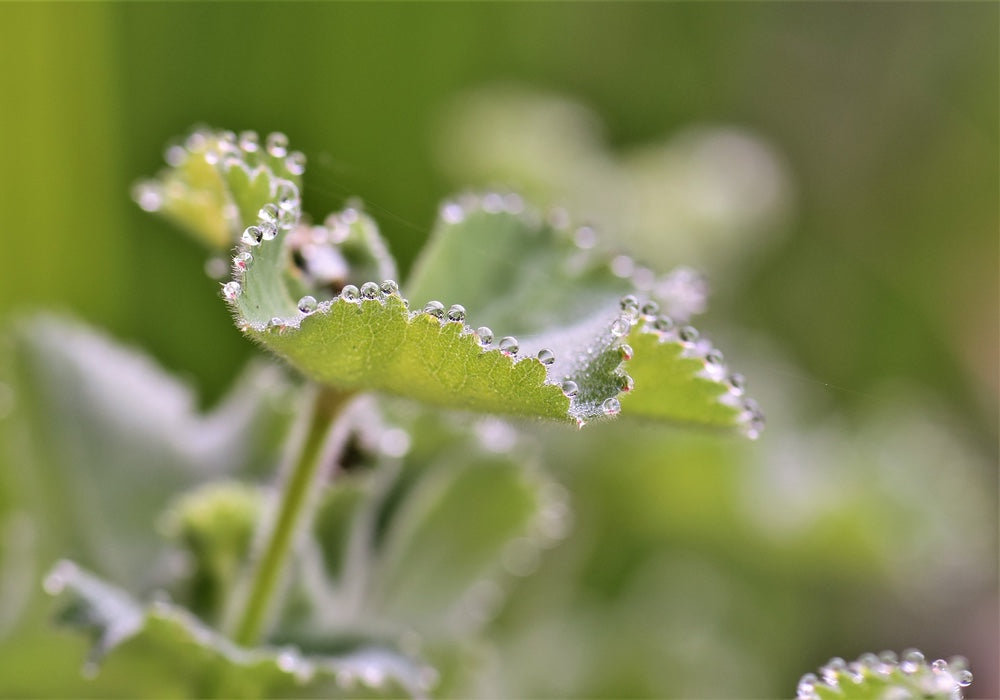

left=138, top=127, right=763, bottom=434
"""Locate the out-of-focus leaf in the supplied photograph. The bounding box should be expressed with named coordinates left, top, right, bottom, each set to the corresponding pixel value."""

left=302, top=402, right=568, bottom=640
left=435, top=86, right=791, bottom=278
left=2, top=315, right=294, bottom=593
left=44, top=560, right=436, bottom=699
left=160, top=481, right=264, bottom=626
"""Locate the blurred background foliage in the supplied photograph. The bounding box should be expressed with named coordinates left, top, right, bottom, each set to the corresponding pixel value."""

left=0, top=3, right=996, bottom=698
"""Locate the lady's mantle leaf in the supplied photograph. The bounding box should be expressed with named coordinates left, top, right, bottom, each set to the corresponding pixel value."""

left=44, top=560, right=437, bottom=699
left=133, top=128, right=305, bottom=250
left=3, top=315, right=292, bottom=594
left=139, top=128, right=762, bottom=433
left=796, top=650, right=973, bottom=700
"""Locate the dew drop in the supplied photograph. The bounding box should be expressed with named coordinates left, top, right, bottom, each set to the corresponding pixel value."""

left=728, top=373, right=746, bottom=392
left=475, top=326, right=493, bottom=345
left=360, top=282, right=380, bottom=300
left=858, top=653, right=879, bottom=669
left=503, top=192, right=524, bottom=213
left=620, top=344, right=634, bottom=361
left=901, top=649, right=924, bottom=674
left=258, top=203, right=279, bottom=224
left=481, top=192, right=504, bottom=213
left=561, top=380, right=579, bottom=397
left=441, top=201, right=465, bottom=224
left=132, top=181, right=163, bottom=212
left=277, top=648, right=299, bottom=672
left=241, top=225, right=263, bottom=246
left=653, top=316, right=674, bottom=334
left=238, top=130, right=259, bottom=152
left=573, top=226, right=597, bottom=249
left=276, top=183, right=298, bottom=212
left=610, top=316, right=631, bottom=338
left=185, top=130, right=208, bottom=152
left=640, top=301, right=660, bottom=320
left=706, top=349, right=724, bottom=365
left=285, top=151, right=306, bottom=175
left=259, top=221, right=278, bottom=241
left=222, top=281, right=242, bottom=302
left=619, top=294, right=640, bottom=316
left=931, top=659, right=947, bottom=673
left=266, top=131, right=289, bottom=157
left=234, top=251, right=253, bottom=271
left=619, top=374, right=634, bottom=393
left=341, top=284, right=359, bottom=302
left=380, top=279, right=399, bottom=296
left=268, top=317, right=285, bottom=331
left=957, top=669, right=973, bottom=687
left=297, top=295, right=318, bottom=314
left=499, top=336, right=519, bottom=355
left=879, top=650, right=898, bottom=665
left=610, top=254, right=634, bottom=278
left=423, top=300, right=445, bottom=319
left=537, top=348, right=555, bottom=365
left=602, top=397, right=622, bottom=416
left=164, top=143, right=186, bottom=166
left=678, top=325, right=699, bottom=343
left=447, top=304, right=466, bottom=322
left=797, top=673, right=817, bottom=697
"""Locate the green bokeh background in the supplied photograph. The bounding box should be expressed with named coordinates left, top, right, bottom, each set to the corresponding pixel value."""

left=0, top=2, right=996, bottom=698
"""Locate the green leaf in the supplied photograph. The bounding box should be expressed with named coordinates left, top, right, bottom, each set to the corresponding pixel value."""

left=302, top=402, right=566, bottom=638
left=435, top=86, right=791, bottom=279
left=44, top=560, right=437, bottom=699
left=3, top=315, right=294, bottom=594
left=140, top=128, right=761, bottom=433
left=797, top=651, right=973, bottom=700
left=133, top=128, right=304, bottom=249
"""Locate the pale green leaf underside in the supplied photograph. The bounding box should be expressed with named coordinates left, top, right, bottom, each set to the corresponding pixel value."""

left=139, top=128, right=762, bottom=432
left=4, top=315, right=292, bottom=593
left=45, top=561, right=435, bottom=698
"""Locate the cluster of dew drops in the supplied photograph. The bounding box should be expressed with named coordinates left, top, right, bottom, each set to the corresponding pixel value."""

left=145, top=133, right=762, bottom=437
left=797, top=650, right=973, bottom=700
left=434, top=194, right=765, bottom=435
left=133, top=129, right=307, bottom=216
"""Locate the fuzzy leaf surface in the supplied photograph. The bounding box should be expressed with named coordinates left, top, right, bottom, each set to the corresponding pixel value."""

left=44, top=561, right=434, bottom=699
left=2, top=315, right=293, bottom=594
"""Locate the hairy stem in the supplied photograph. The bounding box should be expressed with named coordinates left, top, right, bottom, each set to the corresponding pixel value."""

left=226, top=385, right=353, bottom=646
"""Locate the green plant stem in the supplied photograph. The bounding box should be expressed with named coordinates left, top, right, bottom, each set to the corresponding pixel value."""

left=228, top=385, right=353, bottom=647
